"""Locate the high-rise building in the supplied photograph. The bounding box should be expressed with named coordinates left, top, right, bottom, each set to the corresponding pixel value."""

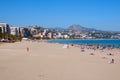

left=19, top=28, right=24, bottom=36
left=19, top=27, right=31, bottom=37
left=10, top=27, right=20, bottom=35
left=0, top=23, right=10, bottom=34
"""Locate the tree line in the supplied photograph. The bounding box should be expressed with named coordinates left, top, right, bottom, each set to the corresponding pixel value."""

left=0, top=32, right=22, bottom=42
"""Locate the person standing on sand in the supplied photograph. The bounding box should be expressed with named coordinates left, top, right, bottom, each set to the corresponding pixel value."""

left=27, top=47, right=29, bottom=52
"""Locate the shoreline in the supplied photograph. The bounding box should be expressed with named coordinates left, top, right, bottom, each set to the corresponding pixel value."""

left=48, top=39, right=120, bottom=48
left=47, top=38, right=120, bottom=40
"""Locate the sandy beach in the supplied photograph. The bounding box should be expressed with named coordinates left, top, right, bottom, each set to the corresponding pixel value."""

left=0, top=41, right=120, bottom=80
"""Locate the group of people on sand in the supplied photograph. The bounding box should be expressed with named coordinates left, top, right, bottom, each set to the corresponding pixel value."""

left=64, top=44, right=116, bottom=64
left=26, top=42, right=116, bottom=64
left=62, top=43, right=117, bottom=52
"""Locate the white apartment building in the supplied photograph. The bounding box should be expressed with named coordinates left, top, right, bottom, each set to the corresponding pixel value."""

left=10, top=27, right=19, bottom=35
left=0, top=23, right=10, bottom=34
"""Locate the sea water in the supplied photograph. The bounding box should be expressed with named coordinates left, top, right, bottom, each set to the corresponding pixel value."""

left=48, top=39, right=120, bottom=48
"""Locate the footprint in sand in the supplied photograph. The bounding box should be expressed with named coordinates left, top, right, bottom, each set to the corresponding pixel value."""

left=36, top=74, right=48, bottom=80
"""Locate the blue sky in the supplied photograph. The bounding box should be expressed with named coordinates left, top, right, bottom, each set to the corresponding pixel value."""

left=0, top=0, right=120, bottom=31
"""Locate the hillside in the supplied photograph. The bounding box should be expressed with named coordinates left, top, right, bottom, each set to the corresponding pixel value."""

left=67, top=24, right=97, bottom=32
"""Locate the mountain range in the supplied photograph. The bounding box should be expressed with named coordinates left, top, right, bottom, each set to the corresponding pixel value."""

left=67, top=24, right=97, bottom=33
left=46, top=24, right=119, bottom=33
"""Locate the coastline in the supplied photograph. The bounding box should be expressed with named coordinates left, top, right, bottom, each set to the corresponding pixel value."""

left=48, top=38, right=120, bottom=40
left=48, top=39, right=120, bottom=48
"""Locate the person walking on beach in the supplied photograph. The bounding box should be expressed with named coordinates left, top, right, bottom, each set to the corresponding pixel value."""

left=27, top=47, right=29, bottom=52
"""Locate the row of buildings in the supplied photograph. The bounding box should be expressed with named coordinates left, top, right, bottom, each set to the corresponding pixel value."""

left=0, top=23, right=29, bottom=36
left=0, top=23, right=54, bottom=39
left=0, top=23, right=120, bottom=39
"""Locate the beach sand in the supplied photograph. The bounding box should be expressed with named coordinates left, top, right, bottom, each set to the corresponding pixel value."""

left=0, top=41, right=120, bottom=80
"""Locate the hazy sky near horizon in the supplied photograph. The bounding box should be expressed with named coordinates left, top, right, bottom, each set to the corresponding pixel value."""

left=0, top=0, right=120, bottom=31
